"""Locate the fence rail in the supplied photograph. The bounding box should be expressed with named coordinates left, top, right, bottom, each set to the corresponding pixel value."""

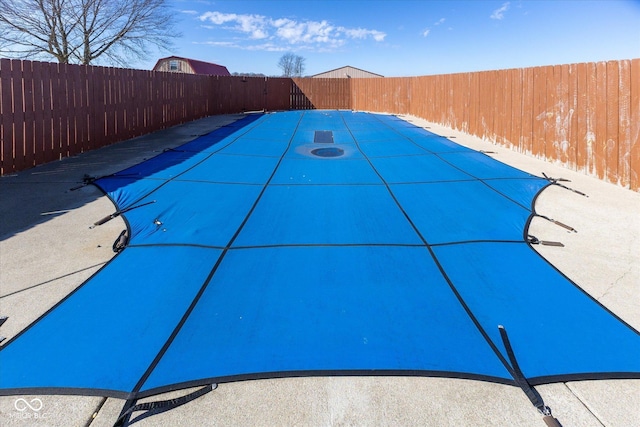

left=1, top=58, right=638, bottom=190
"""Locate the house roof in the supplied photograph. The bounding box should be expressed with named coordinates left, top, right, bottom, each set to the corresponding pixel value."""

left=153, top=56, right=231, bottom=76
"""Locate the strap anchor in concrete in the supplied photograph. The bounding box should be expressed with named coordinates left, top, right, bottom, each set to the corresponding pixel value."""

left=542, top=173, right=588, bottom=197
left=527, top=235, right=564, bottom=247
left=537, top=215, right=577, bottom=233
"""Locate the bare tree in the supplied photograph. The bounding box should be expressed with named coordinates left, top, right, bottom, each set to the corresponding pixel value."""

left=293, top=55, right=305, bottom=77
left=278, top=53, right=305, bottom=77
left=0, top=0, right=179, bottom=65
left=278, top=53, right=295, bottom=77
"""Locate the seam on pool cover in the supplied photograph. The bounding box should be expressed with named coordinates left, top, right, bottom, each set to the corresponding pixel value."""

left=340, top=111, right=519, bottom=381
left=117, top=112, right=307, bottom=417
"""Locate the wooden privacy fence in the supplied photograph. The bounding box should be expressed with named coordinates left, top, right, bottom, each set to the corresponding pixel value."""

left=0, top=59, right=300, bottom=174
left=1, top=58, right=638, bottom=190
left=350, top=59, right=639, bottom=190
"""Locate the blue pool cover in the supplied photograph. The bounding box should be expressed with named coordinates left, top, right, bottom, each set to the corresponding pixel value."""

left=1, top=110, right=639, bottom=401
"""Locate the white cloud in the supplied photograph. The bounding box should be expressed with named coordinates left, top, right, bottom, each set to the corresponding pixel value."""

left=339, top=27, right=386, bottom=42
left=245, top=43, right=290, bottom=52
left=197, top=11, right=386, bottom=51
left=199, top=11, right=269, bottom=39
left=491, top=2, right=510, bottom=20
left=199, top=11, right=236, bottom=25
left=274, top=18, right=337, bottom=44
left=195, top=40, right=241, bottom=49
left=421, top=17, right=446, bottom=38
left=422, top=17, right=446, bottom=38
left=181, top=10, right=199, bottom=15
left=371, top=31, right=387, bottom=42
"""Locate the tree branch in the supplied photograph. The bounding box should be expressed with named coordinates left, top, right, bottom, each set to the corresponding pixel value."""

left=0, top=0, right=179, bottom=65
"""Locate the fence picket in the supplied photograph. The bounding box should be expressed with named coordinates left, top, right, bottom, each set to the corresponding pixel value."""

left=606, top=61, right=620, bottom=183
left=22, top=60, right=35, bottom=168
left=630, top=59, right=640, bottom=190
left=11, top=60, right=26, bottom=171
left=1, top=59, right=15, bottom=174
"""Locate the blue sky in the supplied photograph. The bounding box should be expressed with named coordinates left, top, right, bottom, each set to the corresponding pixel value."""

left=141, top=0, right=640, bottom=76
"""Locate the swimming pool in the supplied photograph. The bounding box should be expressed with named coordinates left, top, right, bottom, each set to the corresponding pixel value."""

left=1, top=110, right=638, bottom=413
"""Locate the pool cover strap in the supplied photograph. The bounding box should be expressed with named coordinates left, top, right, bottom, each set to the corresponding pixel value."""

left=70, top=174, right=98, bottom=191
left=112, top=230, right=129, bottom=253
left=90, top=200, right=157, bottom=228
left=542, top=173, right=588, bottom=198
left=0, top=316, right=6, bottom=344
left=498, top=325, right=561, bottom=426
left=114, top=384, right=215, bottom=427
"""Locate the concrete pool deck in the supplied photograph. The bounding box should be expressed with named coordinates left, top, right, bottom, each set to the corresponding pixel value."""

left=0, top=112, right=638, bottom=426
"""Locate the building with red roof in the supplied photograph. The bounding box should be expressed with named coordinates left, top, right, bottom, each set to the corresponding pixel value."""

left=153, top=56, right=231, bottom=76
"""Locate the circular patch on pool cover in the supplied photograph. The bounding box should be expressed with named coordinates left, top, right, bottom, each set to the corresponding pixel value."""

left=311, top=147, right=345, bottom=158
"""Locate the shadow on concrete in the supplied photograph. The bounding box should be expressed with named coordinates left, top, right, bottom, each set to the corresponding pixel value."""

left=0, top=114, right=259, bottom=241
